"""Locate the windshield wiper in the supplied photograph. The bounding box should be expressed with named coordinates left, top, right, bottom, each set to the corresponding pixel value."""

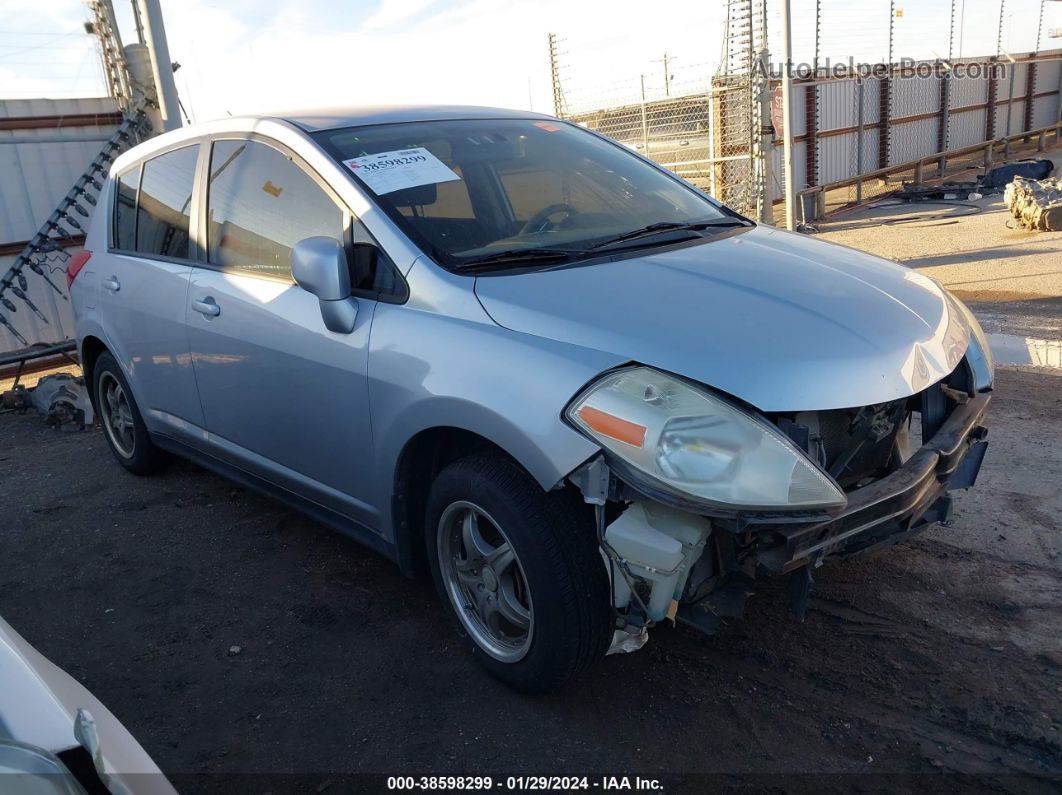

left=453, top=247, right=582, bottom=271
left=586, top=219, right=751, bottom=253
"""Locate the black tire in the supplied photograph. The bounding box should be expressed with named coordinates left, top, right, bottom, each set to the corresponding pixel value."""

left=92, top=351, right=169, bottom=475
left=426, top=453, right=612, bottom=693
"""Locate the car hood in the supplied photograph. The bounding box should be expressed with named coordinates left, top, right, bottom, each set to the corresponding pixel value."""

left=473, top=225, right=970, bottom=412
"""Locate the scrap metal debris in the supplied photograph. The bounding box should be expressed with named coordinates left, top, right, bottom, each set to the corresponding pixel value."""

left=1, top=373, right=93, bottom=429
left=899, top=158, right=1055, bottom=203
left=1004, top=175, right=1062, bottom=231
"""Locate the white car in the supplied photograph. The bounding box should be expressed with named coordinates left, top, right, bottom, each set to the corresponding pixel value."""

left=0, top=616, right=175, bottom=794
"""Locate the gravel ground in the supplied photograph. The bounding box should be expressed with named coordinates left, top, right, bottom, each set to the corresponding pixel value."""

left=815, top=149, right=1062, bottom=317
left=2, top=365, right=1060, bottom=793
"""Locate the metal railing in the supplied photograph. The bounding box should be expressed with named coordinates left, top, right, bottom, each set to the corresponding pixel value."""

left=796, top=120, right=1062, bottom=221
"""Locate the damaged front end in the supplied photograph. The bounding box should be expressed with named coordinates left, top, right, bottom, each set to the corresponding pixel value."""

left=567, top=359, right=990, bottom=653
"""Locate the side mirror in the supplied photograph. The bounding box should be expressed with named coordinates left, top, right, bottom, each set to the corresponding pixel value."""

left=291, top=237, right=358, bottom=334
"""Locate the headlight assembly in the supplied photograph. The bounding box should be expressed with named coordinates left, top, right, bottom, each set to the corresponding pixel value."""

left=565, top=366, right=847, bottom=511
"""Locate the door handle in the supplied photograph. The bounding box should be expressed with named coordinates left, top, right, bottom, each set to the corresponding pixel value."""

left=103, top=276, right=120, bottom=292
left=191, top=297, right=221, bottom=317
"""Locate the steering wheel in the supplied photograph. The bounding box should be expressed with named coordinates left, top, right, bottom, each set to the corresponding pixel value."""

left=519, top=202, right=578, bottom=236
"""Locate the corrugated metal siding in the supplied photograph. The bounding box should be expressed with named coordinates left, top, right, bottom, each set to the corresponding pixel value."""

left=891, top=117, right=939, bottom=163
left=789, top=86, right=808, bottom=138
left=792, top=140, right=808, bottom=193
left=1033, top=90, right=1060, bottom=130
left=950, top=107, right=988, bottom=148
left=863, top=79, right=882, bottom=125
left=819, top=132, right=857, bottom=184
left=892, top=74, right=940, bottom=119
left=0, top=97, right=119, bottom=245
left=0, top=98, right=119, bottom=352
left=818, top=79, right=858, bottom=131
left=950, top=67, right=989, bottom=108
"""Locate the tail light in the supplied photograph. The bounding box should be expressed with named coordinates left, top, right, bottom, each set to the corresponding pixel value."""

left=67, top=250, right=92, bottom=288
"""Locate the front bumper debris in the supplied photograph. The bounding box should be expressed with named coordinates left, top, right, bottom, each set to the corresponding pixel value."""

left=754, top=392, right=991, bottom=574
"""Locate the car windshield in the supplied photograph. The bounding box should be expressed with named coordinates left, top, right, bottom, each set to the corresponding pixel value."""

left=313, top=118, right=738, bottom=271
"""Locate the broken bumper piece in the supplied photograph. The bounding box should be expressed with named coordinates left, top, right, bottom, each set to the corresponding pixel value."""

left=753, top=391, right=991, bottom=575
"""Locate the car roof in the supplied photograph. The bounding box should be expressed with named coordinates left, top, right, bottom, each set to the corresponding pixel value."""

left=260, top=105, right=555, bottom=132
left=108, top=105, right=564, bottom=175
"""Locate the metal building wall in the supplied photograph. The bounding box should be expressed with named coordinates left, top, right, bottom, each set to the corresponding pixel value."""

left=0, top=97, right=121, bottom=352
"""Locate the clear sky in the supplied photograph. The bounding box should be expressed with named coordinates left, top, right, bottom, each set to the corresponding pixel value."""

left=1, top=0, right=1057, bottom=121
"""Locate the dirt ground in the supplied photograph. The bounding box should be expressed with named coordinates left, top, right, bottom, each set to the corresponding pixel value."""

left=2, top=363, right=1059, bottom=793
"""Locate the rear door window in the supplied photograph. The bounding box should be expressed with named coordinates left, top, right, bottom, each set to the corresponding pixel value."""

left=135, top=144, right=199, bottom=259
left=205, top=139, right=344, bottom=281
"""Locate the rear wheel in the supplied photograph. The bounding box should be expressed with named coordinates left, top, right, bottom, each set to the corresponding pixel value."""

left=426, top=453, right=611, bottom=692
left=93, top=352, right=169, bottom=475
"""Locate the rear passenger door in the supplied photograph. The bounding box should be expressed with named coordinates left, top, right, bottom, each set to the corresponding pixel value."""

left=185, top=137, right=383, bottom=527
left=99, top=143, right=205, bottom=437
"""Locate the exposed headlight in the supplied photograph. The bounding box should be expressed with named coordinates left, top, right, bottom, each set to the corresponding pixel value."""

left=565, top=367, right=847, bottom=511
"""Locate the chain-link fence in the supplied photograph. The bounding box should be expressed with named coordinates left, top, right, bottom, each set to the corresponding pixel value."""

left=550, top=0, right=1062, bottom=224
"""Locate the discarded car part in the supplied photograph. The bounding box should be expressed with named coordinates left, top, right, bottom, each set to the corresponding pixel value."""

left=27, top=373, right=94, bottom=429
left=1004, top=175, right=1062, bottom=231
left=899, top=181, right=981, bottom=202
left=980, top=157, right=1054, bottom=190
left=1, top=383, right=32, bottom=414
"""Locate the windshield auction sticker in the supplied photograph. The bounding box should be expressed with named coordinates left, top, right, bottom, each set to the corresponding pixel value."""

left=342, top=148, right=460, bottom=196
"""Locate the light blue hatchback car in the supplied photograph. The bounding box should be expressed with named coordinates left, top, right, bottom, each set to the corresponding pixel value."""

left=71, top=106, right=993, bottom=692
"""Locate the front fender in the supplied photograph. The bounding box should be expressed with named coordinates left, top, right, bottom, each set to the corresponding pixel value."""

left=368, top=301, right=622, bottom=540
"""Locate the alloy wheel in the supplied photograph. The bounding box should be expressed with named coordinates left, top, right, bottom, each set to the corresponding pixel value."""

left=438, top=500, right=534, bottom=662
left=98, top=371, right=135, bottom=459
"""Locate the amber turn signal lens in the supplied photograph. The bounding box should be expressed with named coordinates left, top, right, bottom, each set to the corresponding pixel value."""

left=577, top=405, right=647, bottom=447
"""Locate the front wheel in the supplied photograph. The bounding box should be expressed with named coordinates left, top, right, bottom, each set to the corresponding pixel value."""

left=426, top=453, right=612, bottom=692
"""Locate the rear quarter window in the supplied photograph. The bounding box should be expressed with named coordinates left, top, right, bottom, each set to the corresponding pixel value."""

left=135, top=144, right=199, bottom=259
left=113, top=165, right=140, bottom=250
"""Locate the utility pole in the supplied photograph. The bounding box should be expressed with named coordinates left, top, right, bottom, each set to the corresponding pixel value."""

left=136, top=0, right=181, bottom=131
left=547, top=33, right=566, bottom=118
left=653, top=52, right=676, bottom=97
left=130, top=0, right=146, bottom=44
left=780, top=0, right=796, bottom=230
left=87, top=1, right=133, bottom=112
